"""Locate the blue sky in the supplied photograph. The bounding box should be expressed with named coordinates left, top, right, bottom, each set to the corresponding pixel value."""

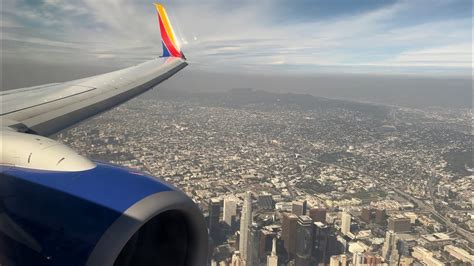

left=1, top=0, right=472, bottom=76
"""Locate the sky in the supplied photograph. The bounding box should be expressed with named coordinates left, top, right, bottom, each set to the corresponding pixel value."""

left=1, top=0, right=472, bottom=77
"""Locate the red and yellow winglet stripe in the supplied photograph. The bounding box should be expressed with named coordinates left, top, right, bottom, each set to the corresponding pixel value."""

left=154, top=3, right=183, bottom=58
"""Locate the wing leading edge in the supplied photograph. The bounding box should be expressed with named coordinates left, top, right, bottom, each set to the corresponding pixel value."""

left=1, top=4, right=186, bottom=136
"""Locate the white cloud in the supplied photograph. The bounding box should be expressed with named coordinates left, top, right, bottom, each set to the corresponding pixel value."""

left=95, top=54, right=116, bottom=59
left=370, top=43, right=473, bottom=68
left=1, top=0, right=472, bottom=75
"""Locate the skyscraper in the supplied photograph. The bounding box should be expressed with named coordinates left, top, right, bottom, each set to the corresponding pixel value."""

left=239, top=191, right=252, bottom=264
left=314, top=222, right=338, bottom=265
left=360, top=208, right=372, bottom=223
left=259, top=229, right=274, bottom=261
left=291, top=200, right=307, bottom=216
left=267, top=237, right=278, bottom=266
left=388, top=215, right=411, bottom=233
left=223, top=196, right=237, bottom=227
left=309, top=207, right=327, bottom=223
left=247, top=223, right=260, bottom=266
left=281, top=212, right=298, bottom=258
left=375, top=209, right=387, bottom=225
left=382, top=230, right=397, bottom=262
left=340, top=211, right=351, bottom=236
left=209, top=198, right=222, bottom=242
left=295, top=215, right=314, bottom=266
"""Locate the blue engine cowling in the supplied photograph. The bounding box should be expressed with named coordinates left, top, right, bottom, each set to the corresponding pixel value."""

left=0, top=162, right=208, bottom=266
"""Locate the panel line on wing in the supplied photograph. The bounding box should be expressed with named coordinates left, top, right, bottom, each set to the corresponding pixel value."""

left=1, top=87, right=97, bottom=116
left=0, top=83, right=61, bottom=96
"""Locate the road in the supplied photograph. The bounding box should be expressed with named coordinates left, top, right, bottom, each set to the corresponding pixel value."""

left=284, top=146, right=474, bottom=243
left=392, top=187, right=474, bottom=243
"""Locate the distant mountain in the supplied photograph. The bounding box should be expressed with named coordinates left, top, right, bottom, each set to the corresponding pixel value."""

left=157, top=71, right=473, bottom=109
left=157, top=87, right=391, bottom=118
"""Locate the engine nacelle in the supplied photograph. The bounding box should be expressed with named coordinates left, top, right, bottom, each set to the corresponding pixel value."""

left=0, top=130, right=96, bottom=172
left=0, top=133, right=208, bottom=266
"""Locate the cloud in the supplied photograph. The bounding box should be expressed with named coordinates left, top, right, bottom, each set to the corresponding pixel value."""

left=1, top=0, right=472, bottom=76
left=376, top=43, right=473, bottom=68
left=95, top=53, right=117, bottom=59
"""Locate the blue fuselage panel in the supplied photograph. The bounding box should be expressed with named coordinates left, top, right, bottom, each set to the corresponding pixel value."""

left=0, top=162, right=173, bottom=266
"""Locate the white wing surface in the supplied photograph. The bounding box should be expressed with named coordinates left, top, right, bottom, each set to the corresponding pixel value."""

left=1, top=57, right=186, bottom=136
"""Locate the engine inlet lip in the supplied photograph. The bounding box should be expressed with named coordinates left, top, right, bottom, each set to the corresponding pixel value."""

left=86, top=190, right=208, bottom=266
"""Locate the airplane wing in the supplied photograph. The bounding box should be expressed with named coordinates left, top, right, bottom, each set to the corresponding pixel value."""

left=0, top=4, right=208, bottom=266
left=1, top=3, right=186, bottom=137
left=1, top=57, right=186, bottom=136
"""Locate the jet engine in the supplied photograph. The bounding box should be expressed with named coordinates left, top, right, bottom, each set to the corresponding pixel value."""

left=0, top=131, right=208, bottom=266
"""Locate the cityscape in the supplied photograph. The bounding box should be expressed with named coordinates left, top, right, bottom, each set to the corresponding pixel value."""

left=57, top=88, right=473, bottom=266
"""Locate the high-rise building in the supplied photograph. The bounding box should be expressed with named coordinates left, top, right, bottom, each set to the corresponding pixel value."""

left=247, top=223, right=260, bottom=266
left=326, top=212, right=339, bottom=224
left=295, top=215, right=314, bottom=266
left=314, top=222, right=328, bottom=264
left=239, top=192, right=252, bottom=264
left=309, top=207, right=327, bottom=223
left=314, top=222, right=338, bottom=265
left=389, top=245, right=401, bottom=266
left=259, top=229, right=274, bottom=260
left=388, top=215, right=411, bottom=233
left=382, top=230, right=393, bottom=261
left=360, top=208, right=372, bottom=223
left=382, top=230, right=400, bottom=264
left=281, top=212, right=298, bottom=258
left=223, top=197, right=237, bottom=227
left=336, top=235, right=348, bottom=254
left=374, top=209, right=387, bottom=225
left=209, top=198, right=222, bottom=242
left=292, top=200, right=307, bottom=216
left=266, top=237, right=278, bottom=266
left=340, top=211, right=351, bottom=236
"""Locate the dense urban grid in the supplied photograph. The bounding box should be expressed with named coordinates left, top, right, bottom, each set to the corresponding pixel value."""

left=57, top=88, right=473, bottom=266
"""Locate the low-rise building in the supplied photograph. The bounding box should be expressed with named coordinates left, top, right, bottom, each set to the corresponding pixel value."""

left=444, top=245, right=473, bottom=264
left=412, top=246, right=445, bottom=266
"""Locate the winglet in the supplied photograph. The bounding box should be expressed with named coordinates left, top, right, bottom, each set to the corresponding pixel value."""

left=154, top=3, right=185, bottom=59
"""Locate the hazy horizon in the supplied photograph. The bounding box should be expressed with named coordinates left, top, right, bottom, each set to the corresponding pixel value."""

left=1, top=57, right=472, bottom=109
